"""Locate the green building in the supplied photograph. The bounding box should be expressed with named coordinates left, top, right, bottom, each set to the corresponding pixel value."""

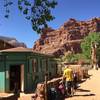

left=0, top=47, right=57, bottom=93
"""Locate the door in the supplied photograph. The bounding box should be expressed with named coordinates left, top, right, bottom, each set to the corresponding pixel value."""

left=9, top=65, right=21, bottom=91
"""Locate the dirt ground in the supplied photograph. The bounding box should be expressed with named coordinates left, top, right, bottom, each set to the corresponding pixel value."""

left=65, top=69, right=100, bottom=100
left=18, top=93, right=34, bottom=100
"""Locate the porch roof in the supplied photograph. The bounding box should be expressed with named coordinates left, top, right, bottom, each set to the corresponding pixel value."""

left=0, top=47, right=54, bottom=57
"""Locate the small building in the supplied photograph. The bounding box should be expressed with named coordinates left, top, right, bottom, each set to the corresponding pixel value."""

left=0, top=47, right=58, bottom=93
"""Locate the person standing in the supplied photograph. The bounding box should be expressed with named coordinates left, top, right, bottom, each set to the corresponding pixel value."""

left=63, top=66, right=74, bottom=96
left=73, top=72, right=78, bottom=90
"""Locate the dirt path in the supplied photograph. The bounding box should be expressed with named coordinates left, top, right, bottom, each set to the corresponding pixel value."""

left=65, top=69, right=100, bottom=100
left=18, top=69, right=100, bottom=100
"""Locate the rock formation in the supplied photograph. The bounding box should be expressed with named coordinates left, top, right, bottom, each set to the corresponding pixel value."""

left=0, top=36, right=27, bottom=48
left=33, top=17, right=100, bottom=56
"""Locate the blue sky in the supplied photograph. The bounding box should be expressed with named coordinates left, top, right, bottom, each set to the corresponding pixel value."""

left=0, top=0, right=100, bottom=48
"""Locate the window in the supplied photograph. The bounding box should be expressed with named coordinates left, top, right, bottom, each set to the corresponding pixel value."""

left=0, top=55, right=5, bottom=61
left=42, top=59, right=46, bottom=72
left=41, top=59, right=48, bottom=72
left=32, top=59, right=38, bottom=72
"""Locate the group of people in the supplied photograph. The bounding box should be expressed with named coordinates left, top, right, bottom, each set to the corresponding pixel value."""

left=62, top=66, right=78, bottom=96
left=48, top=66, right=78, bottom=100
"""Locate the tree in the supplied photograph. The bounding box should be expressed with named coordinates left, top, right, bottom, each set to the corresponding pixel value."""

left=4, top=0, right=57, bottom=33
left=81, top=32, right=100, bottom=63
left=62, top=32, right=100, bottom=64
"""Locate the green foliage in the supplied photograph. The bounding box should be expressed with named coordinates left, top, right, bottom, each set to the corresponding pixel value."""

left=81, top=32, right=100, bottom=60
left=4, top=0, right=57, bottom=34
left=66, top=53, right=86, bottom=63
left=60, top=32, right=100, bottom=64
left=66, top=53, right=78, bottom=63
left=61, top=32, right=100, bottom=64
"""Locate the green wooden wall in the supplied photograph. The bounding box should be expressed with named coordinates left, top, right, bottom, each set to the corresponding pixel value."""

left=0, top=52, right=57, bottom=92
left=0, top=62, right=5, bottom=92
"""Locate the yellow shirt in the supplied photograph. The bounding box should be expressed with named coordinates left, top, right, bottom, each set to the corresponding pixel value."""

left=63, top=68, right=73, bottom=81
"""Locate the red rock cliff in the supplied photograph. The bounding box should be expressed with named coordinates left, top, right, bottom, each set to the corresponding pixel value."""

left=33, top=17, right=100, bottom=56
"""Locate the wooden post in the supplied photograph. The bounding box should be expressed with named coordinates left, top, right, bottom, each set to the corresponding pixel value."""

left=21, top=64, right=24, bottom=92
left=44, top=59, right=48, bottom=100
left=44, top=73, right=48, bottom=100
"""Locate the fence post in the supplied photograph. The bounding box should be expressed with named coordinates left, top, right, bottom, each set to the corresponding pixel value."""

left=44, top=73, right=48, bottom=100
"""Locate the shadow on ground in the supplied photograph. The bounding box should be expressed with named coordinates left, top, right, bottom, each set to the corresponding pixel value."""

left=65, top=93, right=95, bottom=99
left=74, top=93, right=95, bottom=97
left=76, top=88, right=90, bottom=92
left=78, top=74, right=93, bottom=84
